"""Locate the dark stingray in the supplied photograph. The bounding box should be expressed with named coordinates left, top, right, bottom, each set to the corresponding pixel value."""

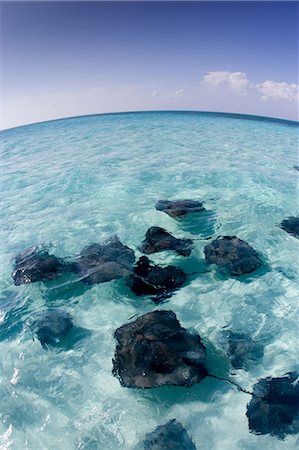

left=31, top=309, right=73, bottom=349
left=143, top=419, right=196, bottom=450
left=280, top=217, right=299, bottom=239
left=12, top=246, right=70, bottom=286
left=246, top=372, right=299, bottom=438
left=155, top=199, right=205, bottom=218
left=219, top=331, right=264, bottom=369
left=73, top=236, right=135, bottom=285
left=204, top=236, right=262, bottom=276
left=293, top=165, right=299, bottom=171
left=126, top=256, right=188, bottom=303
left=139, top=227, right=193, bottom=257
left=112, top=310, right=207, bottom=389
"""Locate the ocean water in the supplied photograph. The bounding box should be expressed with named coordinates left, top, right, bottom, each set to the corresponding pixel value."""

left=0, top=111, right=298, bottom=450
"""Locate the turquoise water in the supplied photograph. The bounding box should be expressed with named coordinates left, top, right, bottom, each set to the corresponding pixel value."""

left=0, top=111, right=298, bottom=449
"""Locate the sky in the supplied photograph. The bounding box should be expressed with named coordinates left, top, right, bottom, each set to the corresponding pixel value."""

left=1, top=1, right=298, bottom=129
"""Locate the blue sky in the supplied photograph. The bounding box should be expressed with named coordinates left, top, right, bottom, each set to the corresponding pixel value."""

left=1, top=1, right=298, bottom=128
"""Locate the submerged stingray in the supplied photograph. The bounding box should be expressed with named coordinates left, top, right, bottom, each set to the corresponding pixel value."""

left=294, top=165, right=299, bottom=171
left=246, top=372, right=299, bottom=438
left=143, top=419, right=196, bottom=450
left=139, top=227, right=193, bottom=256
left=12, top=246, right=70, bottom=286
left=73, top=236, right=135, bottom=284
left=126, top=256, right=188, bottom=302
left=31, top=309, right=73, bottom=349
left=280, top=217, right=299, bottom=239
left=112, top=312, right=261, bottom=396
left=112, top=310, right=207, bottom=388
left=155, top=199, right=205, bottom=218
left=204, top=236, right=262, bottom=276
left=220, top=331, right=264, bottom=369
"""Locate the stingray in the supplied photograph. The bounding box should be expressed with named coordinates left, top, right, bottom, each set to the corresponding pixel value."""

left=112, top=310, right=256, bottom=393
left=112, top=310, right=207, bottom=388
left=139, top=227, right=193, bottom=257
left=219, top=330, right=264, bottom=369
left=293, top=165, right=299, bottom=171
left=155, top=199, right=205, bottom=218
left=246, top=372, right=299, bottom=438
left=126, top=256, right=188, bottom=303
left=143, top=419, right=196, bottom=450
left=204, top=236, right=262, bottom=276
left=72, top=236, right=135, bottom=284
left=31, top=309, right=73, bottom=349
left=280, top=217, right=299, bottom=239
left=12, top=246, right=71, bottom=286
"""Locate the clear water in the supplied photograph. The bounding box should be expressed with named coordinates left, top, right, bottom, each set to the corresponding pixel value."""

left=0, top=111, right=298, bottom=450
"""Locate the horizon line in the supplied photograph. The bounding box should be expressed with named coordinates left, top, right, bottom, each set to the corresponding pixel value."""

left=2, top=109, right=299, bottom=132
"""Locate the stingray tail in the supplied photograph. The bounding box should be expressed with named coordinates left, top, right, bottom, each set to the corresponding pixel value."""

left=207, top=373, right=257, bottom=397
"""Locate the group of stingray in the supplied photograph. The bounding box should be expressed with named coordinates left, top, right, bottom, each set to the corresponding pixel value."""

left=10, top=198, right=299, bottom=447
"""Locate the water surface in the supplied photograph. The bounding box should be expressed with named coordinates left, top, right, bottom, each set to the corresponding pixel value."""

left=1, top=111, right=298, bottom=449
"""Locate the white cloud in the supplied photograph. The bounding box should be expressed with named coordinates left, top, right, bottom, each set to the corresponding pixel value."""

left=164, top=89, right=185, bottom=100
left=256, top=80, right=299, bottom=102
left=260, top=95, right=268, bottom=102
left=173, top=89, right=184, bottom=98
left=201, top=71, right=250, bottom=95
left=201, top=71, right=299, bottom=103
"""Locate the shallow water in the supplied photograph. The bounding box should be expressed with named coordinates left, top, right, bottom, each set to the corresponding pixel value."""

left=1, top=111, right=298, bottom=449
